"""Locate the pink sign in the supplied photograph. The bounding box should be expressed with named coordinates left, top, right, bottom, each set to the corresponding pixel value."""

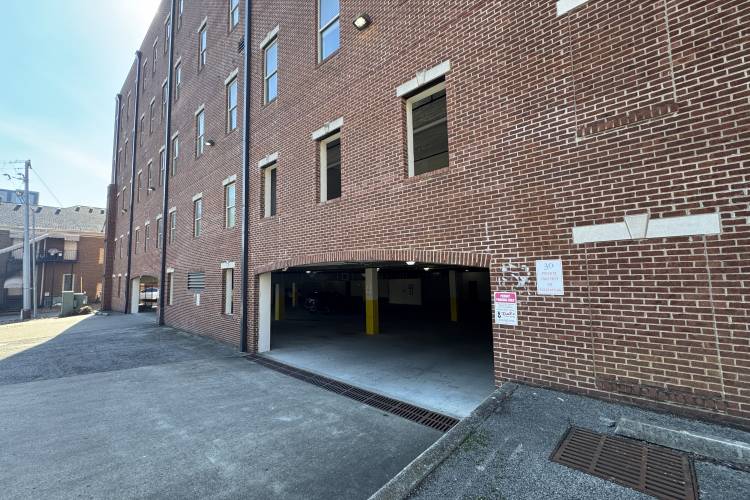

left=494, top=291, right=518, bottom=326
left=494, top=292, right=517, bottom=304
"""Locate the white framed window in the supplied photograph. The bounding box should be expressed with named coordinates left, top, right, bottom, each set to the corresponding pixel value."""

left=156, top=217, right=163, bottom=249
left=162, top=81, right=168, bottom=119
left=227, top=76, right=238, bottom=131
left=139, top=116, right=145, bottom=146
left=263, top=163, right=277, bottom=218
left=147, top=160, right=153, bottom=193
left=406, top=81, right=449, bottom=177
left=222, top=266, right=234, bottom=315
left=172, top=133, right=180, bottom=175
left=264, top=37, right=278, bottom=104
left=144, top=223, right=151, bottom=251
left=142, top=61, right=148, bottom=89
left=319, top=133, right=341, bottom=202
left=164, top=16, right=171, bottom=53
left=149, top=99, right=155, bottom=134
left=225, top=181, right=236, bottom=228
left=166, top=269, right=174, bottom=305
left=169, top=210, right=177, bottom=244
left=193, top=196, right=203, bottom=237
left=198, top=21, right=208, bottom=70
left=159, top=147, right=166, bottom=186
left=318, top=0, right=340, bottom=62
left=136, top=171, right=142, bottom=202
left=134, top=228, right=140, bottom=254
left=195, top=109, right=205, bottom=157
left=229, top=0, right=240, bottom=31
left=152, top=39, right=158, bottom=74
left=177, top=0, right=183, bottom=30
left=174, top=62, right=182, bottom=100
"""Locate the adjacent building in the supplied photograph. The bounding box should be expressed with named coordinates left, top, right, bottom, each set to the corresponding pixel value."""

left=0, top=202, right=106, bottom=311
left=104, top=0, right=750, bottom=426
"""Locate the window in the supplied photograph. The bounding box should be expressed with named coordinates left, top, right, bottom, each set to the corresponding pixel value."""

left=166, top=270, right=174, bottom=305
left=172, top=134, right=180, bottom=175
left=196, top=109, right=205, bottom=157
left=225, top=182, right=236, bottom=228
left=198, top=23, right=207, bottom=70
left=169, top=211, right=177, bottom=243
left=147, top=161, right=153, bottom=193
left=174, top=62, right=182, bottom=100
left=222, top=267, right=234, bottom=315
left=126, top=93, right=131, bottom=119
left=142, top=61, right=148, bottom=89
left=229, top=0, right=240, bottom=30
left=159, top=148, right=166, bottom=186
left=149, top=100, right=155, bottom=134
left=116, top=149, right=122, bottom=178
left=406, top=82, right=449, bottom=176
left=156, top=217, right=163, bottom=249
left=263, top=164, right=277, bottom=217
left=152, top=40, right=158, bottom=74
left=145, top=223, right=150, bottom=251
left=177, top=0, right=183, bottom=30
left=124, top=140, right=128, bottom=171
left=227, top=77, right=238, bottom=131
left=136, top=171, right=142, bottom=202
left=63, top=274, right=74, bottom=292
left=318, top=0, right=340, bottom=62
left=139, top=116, right=145, bottom=146
left=164, top=16, right=171, bottom=53
left=118, top=238, right=123, bottom=259
left=117, top=276, right=122, bottom=297
left=98, top=247, right=105, bottom=265
left=162, top=81, right=168, bottom=120
left=122, top=187, right=127, bottom=211
left=193, top=197, right=203, bottom=237
left=320, top=133, right=341, bottom=201
left=264, top=38, right=278, bottom=104
left=134, top=228, right=140, bottom=254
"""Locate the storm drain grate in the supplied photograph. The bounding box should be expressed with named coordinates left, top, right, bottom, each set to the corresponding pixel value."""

left=246, top=354, right=459, bottom=432
left=551, top=427, right=698, bottom=500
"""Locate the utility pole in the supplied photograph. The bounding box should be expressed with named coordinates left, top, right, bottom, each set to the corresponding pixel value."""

left=21, top=160, right=32, bottom=320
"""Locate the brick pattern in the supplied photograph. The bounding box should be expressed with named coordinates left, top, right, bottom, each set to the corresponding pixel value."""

left=105, top=0, right=750, bottom=426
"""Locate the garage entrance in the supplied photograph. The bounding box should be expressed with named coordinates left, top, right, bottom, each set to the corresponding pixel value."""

left=259, top=263, right=496, bottom=417
left=130, top=275, right=159, bottom=315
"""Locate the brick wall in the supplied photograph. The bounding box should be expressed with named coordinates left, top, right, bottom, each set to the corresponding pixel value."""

left=106, top=0, right=750, bottom=426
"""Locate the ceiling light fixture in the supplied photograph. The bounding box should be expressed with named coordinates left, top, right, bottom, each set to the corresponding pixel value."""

left=406, top=261, right=416, bottom=266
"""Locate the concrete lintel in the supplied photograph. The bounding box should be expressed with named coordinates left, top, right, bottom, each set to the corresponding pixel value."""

left=556, top=0, right=590, bottom=16
left=396, top=60, right=451, bottom=98
left=258, top=152, right=278, bottom=170
left=260, top=25, right=279, bottom=50
left=615, top=418, right=750, bottom=466
left=573, top=213, right=722, bottom=244
left=311, top=117, right=344, bottom=141
left=192, top=192, right=203, bottom=202
left=221, top=261, right=235, bottom=269
left=223, top=174, right=237, bottom=186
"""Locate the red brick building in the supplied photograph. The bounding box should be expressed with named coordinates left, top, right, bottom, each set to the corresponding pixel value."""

left=0, top=203, right=105, bottom=311
left=104, top=0, right=750, bottom=426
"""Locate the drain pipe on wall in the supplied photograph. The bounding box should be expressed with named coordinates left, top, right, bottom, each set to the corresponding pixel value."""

left=239, top=0, right=253, bottom=353
left=158, top=0, right=178, bottom=326
left=124, top=51, right=142, bottom=315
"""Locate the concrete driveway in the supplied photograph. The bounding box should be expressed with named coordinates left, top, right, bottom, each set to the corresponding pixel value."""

left=0, top=314, right=441, bottom=499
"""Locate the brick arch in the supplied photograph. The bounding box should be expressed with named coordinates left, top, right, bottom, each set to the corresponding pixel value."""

left=255, top=249, right=493, bottom=274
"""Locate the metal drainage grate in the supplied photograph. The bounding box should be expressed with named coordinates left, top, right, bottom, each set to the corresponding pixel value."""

left=551, top=427, right=698, bottom=500
left=247, top=354, right=459, bottom=433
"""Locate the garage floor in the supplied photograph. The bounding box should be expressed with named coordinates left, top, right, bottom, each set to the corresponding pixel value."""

left=267, top=311, right=496, bottom=418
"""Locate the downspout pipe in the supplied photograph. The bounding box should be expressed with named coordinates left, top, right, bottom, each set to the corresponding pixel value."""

left=103, top=94, right=122, bottom=309
left=158, top=0, right=177, bottom=326
left=239, top=0, right=253, bottom=352
left=124, top=51, right=143, bottom=315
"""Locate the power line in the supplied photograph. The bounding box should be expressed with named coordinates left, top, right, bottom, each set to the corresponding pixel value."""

left=30, top=166, right=64, bottom=207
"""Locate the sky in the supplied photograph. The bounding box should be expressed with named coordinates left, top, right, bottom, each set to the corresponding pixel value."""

left=0, top=0, right=160, bottom=209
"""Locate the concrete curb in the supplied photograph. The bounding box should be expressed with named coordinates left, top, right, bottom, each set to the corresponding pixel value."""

left=615, top=417, right=750, bottom=466
left=369, top=383, right=517, bottom=500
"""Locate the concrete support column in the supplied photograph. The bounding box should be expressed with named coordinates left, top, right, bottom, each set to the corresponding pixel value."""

left=291, top=282, right=297, bottom=308
left=365, top=268, right=379, bottom=335
left=449, top=270, right=458, bottom=323
left=274, top=282, right=284, bottom=321
left=259, top=273, right=272, bottom=353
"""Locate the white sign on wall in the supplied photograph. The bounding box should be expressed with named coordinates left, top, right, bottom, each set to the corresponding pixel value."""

left=536, top=260, right=564, bottom=296
left=494, top=292, right=518, bottom=326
